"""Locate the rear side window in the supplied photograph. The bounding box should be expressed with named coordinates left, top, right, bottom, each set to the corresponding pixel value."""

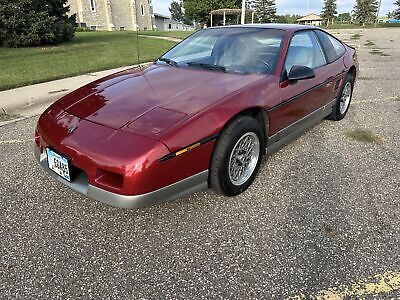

left=315, top=30, right=345, bottom=63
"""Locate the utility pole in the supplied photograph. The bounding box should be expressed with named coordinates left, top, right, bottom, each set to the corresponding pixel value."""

left=375, top=0, right=382, bottom=25
left=241, top=0, right=246, bottom=24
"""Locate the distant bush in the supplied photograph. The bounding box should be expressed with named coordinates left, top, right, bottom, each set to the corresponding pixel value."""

left=381, top=22, right=400, bottom=27
left=75, top=27, right=92, bottom=32
left=320, top=22, right=400, bottom=29
left=0, top=0, right=76, bottom=48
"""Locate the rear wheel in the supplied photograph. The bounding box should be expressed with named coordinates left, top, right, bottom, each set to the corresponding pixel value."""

left=209, top=116, right=265, bottom=196
left=328, top=74, right=354, bottom=121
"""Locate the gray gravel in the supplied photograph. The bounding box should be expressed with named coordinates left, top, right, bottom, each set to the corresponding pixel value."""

left=1, top=28, right=399, bottom=299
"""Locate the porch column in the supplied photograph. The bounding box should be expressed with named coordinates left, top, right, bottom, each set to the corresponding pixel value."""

left=223, top=11, right=226, bottom=25
left=241, top=0, right=246, bottom=24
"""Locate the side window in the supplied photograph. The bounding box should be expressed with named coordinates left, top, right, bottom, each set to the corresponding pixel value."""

left=314, top=30, right=345, bottom=63
left=327, top=35, right=345, bottom=58
left=284, top=31, right=326, bottom=74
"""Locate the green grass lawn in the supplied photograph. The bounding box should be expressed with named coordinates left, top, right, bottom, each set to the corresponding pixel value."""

left=0, top=31, right=176, bottom=91
left=138, top=30, right=195, bottom=39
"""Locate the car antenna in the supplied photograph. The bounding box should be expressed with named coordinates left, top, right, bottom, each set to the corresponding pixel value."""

left=135, top=18, right=161, bottom=100
left=136, top=24, right=142, bottom=71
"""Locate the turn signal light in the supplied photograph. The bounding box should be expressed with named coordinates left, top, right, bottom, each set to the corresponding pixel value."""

left=95, top=169, right=124, bottom=189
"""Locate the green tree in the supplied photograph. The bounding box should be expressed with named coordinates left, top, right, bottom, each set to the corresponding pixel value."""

left=275, top=15, right=287, bottom=23
left=275, top=14, right=301, bottom=23
left=337, top=12, right=351, bottom=23
left=183, top=0, right=240, bottom=25
left=0, top=0, right=75, bottom=48
left=251, top=0, right=277, bottom=23
left=170, top=1, right=193, bottom=25
left=394, top=0, right=400, bottom=19
left=321, top=0, right=337, bottom=25
left=353, top=0, right=379, bottom=25
left=170, top=1, right=185, bottom=22
left=288, top=14, right=302, bottom=23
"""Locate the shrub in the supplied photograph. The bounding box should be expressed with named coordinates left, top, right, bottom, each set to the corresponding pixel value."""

left=0, top=0, right=76, bottom=48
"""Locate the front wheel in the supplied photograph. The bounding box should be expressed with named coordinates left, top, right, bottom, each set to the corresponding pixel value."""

left=328, top=74, right=354, bottom=121
left=209, top=116, right=265, bottom=196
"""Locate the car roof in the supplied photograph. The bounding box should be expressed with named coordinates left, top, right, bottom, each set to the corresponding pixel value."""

left=208, top=23, right=317, bottom=32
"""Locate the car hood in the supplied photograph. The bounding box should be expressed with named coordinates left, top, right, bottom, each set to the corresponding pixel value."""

left=56, top=64, right=264, bottom=136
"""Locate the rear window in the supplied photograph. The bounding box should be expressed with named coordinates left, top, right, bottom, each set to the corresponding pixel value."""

left=314, top=30, right=345, bottom=63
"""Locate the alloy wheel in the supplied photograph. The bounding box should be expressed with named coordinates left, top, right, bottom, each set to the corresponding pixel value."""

left=228, top=132, right=260, bottom=186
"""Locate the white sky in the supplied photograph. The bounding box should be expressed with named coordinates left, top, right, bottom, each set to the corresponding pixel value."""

left=152, top=0, right=396, bottom=18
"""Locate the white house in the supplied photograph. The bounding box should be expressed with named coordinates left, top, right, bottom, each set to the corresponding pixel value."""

left=297, top=14, right=324, bottom=26
left=153, top=13, right=194, bottom=31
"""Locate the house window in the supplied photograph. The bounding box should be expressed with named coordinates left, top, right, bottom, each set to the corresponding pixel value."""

left=90, top=25, right=97, bottom=31
left=168, top=24, right=172, bottom=29
left=120, top=27, right=125, bottom=31
left=140, top=4, right=145, bottom=16
left=90, top=0, right=96, bottom=12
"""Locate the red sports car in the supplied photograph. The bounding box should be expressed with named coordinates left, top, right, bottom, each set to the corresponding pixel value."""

left=35, top=24, right=358, bottom=208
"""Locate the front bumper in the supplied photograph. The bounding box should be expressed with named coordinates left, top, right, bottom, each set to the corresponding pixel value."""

left=34, top=147, right=208, bottom=209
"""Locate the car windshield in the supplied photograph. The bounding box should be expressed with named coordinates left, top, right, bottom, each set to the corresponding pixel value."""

left=157, top=27, right=285, bottom=75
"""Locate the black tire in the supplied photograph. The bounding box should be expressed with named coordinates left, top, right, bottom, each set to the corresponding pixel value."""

left=328, top=73, right=355, bottom=121
left=209, top=116, right=265, bottom=196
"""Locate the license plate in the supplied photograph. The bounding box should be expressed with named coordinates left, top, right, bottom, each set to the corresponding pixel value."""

left=46, top=148, right=71, bottom=182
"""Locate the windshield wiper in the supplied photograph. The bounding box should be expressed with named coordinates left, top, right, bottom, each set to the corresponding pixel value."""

left=186, top=62, right=226, bottom=72
left=157, top=57, right=178, bottom=67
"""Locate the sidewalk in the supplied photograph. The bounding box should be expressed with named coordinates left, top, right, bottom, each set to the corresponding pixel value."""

left=0, top=64, right=143, bottom=126
left=138, top=35, right=182, bottom=43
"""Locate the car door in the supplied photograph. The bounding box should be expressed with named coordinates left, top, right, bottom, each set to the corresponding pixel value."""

left=268, top=30, right=333, bottom=135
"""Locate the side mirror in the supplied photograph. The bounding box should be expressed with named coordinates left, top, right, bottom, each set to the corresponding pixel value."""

left=288, top=65, right=315, bottom=82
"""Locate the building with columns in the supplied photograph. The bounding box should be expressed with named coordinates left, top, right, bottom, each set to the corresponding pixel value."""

left=68, top=0, right=154, bottom=31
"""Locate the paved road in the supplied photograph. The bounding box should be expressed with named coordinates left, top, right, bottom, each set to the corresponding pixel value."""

left=1, top=29, right=399, bottom=299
